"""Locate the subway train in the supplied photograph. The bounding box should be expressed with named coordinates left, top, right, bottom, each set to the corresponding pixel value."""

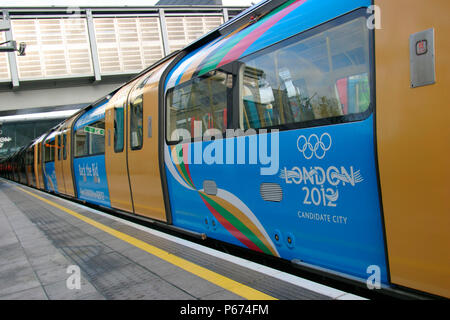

left=1, top=0, right=449, bottom=299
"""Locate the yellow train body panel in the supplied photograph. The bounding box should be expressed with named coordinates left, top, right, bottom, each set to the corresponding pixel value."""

left=105, top=81, right=138, bottom=213
left=375, top=0, right=450, bottom=298
left=126, top=58, right=175, bottom=222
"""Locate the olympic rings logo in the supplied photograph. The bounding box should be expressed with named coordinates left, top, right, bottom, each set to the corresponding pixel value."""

left=297, top=133, right=332, bottom=160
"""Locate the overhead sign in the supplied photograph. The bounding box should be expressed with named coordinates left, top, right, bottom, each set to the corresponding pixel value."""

left=84, top=126, right=104, bottom=136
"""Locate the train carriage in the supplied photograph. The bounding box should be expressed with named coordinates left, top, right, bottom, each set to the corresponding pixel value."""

left=1, top=0, right=449, bottom=299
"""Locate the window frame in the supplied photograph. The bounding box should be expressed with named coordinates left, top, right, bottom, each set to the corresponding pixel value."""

left=44, top=139, right=55, bottom=163
left=114, top=105, right=125, bottom=153
left=73, top=118, right=106, bottom=159
left=165, top=64, right=237, bottom=145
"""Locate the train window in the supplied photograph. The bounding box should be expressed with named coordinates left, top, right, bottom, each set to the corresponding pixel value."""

left=238, top=15, right=371, bottom=130
left=74, top=130, right=89, bottom=157
left=166, top=69, right=232, bottom=143
left=89, top=119, right=105, bottom=155
left=57, top=134, right=61, bottom=161
left=74, top=119, right=105, bottom=157
left=114, top=106, right=124, bottom=153
left=44, top=140, right=55, bottom=163
left=130, top=95, right=143, bottom=150
left=29, top=150, right=33, bottom=167
left=63, top=133, right=67, bottom=160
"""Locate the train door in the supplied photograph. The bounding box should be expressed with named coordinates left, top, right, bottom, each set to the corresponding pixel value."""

left=127, top=64, right=167, bottom=221
left=375, top=0, right=450, bottom=298
left=36, top=137, right=45, bottom=190
left=126, top=60, right=175, bottom=222
left=43, top=132, right=58, bottom=192
left=105, top=85, right=135, bottom=213
left=61, top=118, right=76, bottom=197
left=55, top=128, right=66, bottom=194
left=33, top=142, right=40, bottom=188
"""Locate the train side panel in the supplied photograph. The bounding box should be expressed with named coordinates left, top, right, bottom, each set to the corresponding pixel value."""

left=164, top=0, right=388, bottom=282
left=375, top=0, right=450, bottom=298
left=72, top=102, right=110, bottom=207
left=105, top=84, right=136, bottom=213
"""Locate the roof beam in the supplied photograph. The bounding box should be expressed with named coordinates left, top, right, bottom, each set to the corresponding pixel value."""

left=2, top=10, right=19, bottom=89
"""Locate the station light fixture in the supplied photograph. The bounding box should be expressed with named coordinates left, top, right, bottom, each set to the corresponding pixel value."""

left=0, top=40, right=26, bottom=56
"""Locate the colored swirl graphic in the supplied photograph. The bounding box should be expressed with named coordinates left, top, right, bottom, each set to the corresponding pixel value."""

left=166, top=144, right=279, bottom=257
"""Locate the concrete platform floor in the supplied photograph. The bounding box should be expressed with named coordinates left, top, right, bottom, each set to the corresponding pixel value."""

left=0, top=179, right=364, bottom=300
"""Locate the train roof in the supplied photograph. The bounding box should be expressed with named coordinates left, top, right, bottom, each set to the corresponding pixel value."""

left=165, top=0, right=371, bottom=90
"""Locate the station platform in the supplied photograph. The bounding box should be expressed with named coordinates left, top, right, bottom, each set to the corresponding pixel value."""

left=0, top=178, right=365, bottom=300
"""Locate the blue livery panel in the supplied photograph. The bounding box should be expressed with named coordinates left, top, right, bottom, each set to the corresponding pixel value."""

left=163, top=0, right=386, bottom=283
left=44, top=161, right=57, bottom=193
left=73, top=154, right=111, bottom=207
left=165, top=115, right=388, bottom=283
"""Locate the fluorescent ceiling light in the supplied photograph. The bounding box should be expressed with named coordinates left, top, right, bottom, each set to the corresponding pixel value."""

left=0, top=109, right=79, bottom=124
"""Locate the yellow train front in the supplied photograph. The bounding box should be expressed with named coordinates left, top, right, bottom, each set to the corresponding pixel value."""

left=1, top=0, right=448, bottom=299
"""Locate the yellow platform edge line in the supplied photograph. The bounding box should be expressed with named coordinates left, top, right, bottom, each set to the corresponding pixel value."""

left=15, top=185, right=277, bottom=300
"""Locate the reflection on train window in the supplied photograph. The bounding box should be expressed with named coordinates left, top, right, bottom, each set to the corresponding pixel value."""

left=130, top=95, right=143, bottom=150
left=57, top=134, right=61, bottom=160
left=166, top=69, right=232, bottom=143
left=44, top=140, right=55, bottom=162
left=239, top=16, right=371, bottom=130
left=74, top=119, right=105, bottom=157
left=63, top=133, right=67, bottom=160
left=90, top=120, right=105, bottom=155
left=75, top=130, right=88, bottom=157
left=114, top=106, right=124, bottom=153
